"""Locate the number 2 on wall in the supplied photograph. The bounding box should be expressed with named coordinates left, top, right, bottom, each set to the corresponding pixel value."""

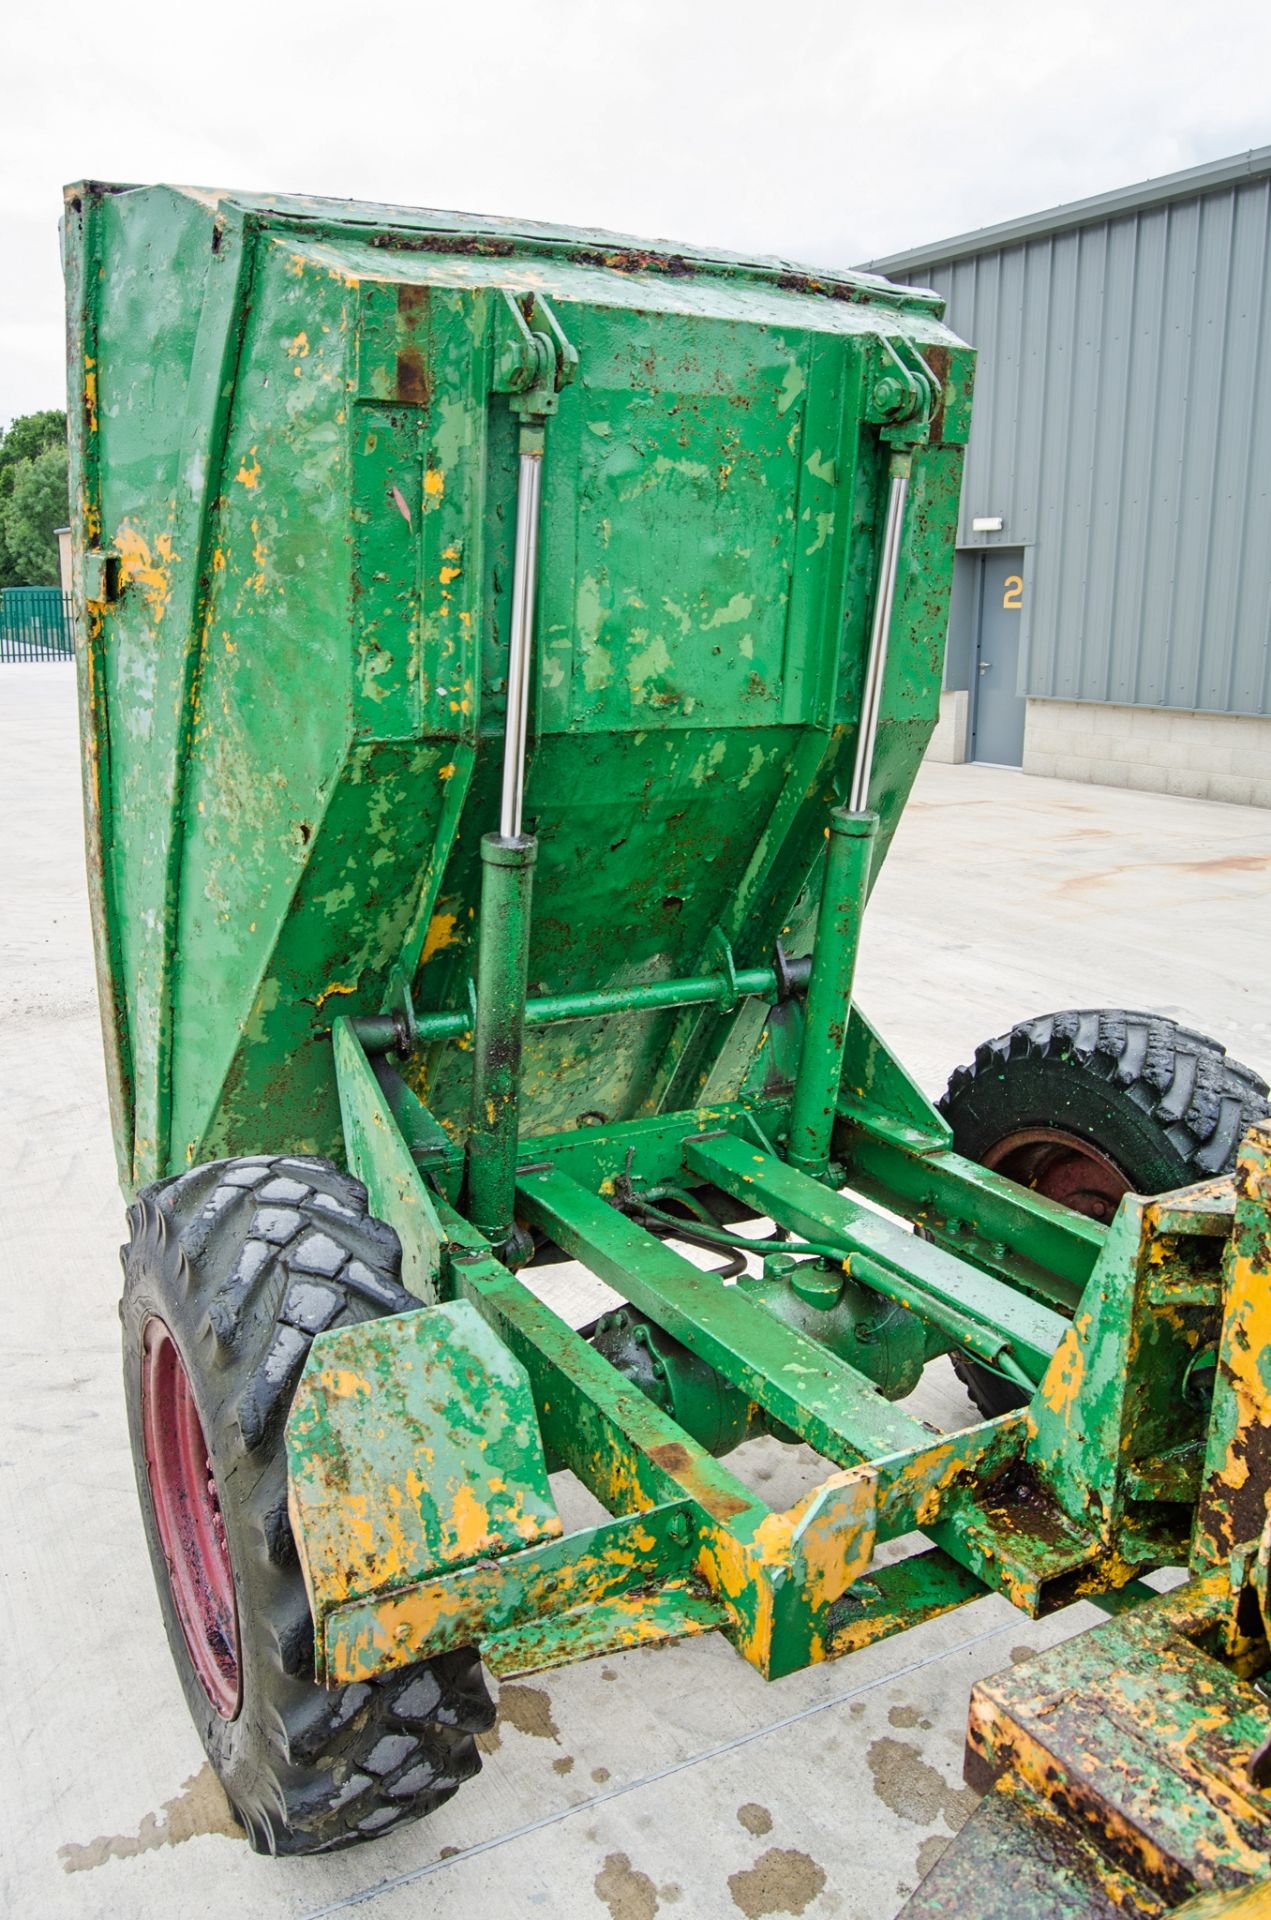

left=1002, top=574, right=1024, bottom=610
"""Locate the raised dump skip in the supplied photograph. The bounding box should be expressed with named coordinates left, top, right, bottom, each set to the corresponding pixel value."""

left=64, top=183, right=971, bottom=1193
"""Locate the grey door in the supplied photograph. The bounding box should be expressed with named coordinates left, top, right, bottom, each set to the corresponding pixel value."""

left=971, top=548, right=1026, bottom=766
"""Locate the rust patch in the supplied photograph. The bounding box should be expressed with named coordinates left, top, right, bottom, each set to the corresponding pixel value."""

left=727, top=1847, right=827, bottom=1917
left=59, top=1765, right=241, bottom=1871
left=978, top=1458, right=1078, bottom=1552
left=1173, top=853, right=1271, bottom=875
left=923, top=344, right=950, bottom=443
left=594, top=1851, right=661, bottom=1920
left=395, top=281, right=430, bottom=406
left=397, top=346, right=428, bottom=406
left=644, top=1441, right=751, bottom=1521
left=1057, top=851, right=1270, bottom=897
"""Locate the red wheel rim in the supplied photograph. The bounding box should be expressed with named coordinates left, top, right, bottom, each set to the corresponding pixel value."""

left=140, top=1317, right=241, bottom=1717
left=981, top=1126, right=1131, bottom=1224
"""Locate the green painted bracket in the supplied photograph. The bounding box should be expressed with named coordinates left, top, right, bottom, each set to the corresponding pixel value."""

left=286, top=1299, right=562, bottom=1682
left=333, top=1013, right=444, bottom=1302
left=840, top=1121, right=1102, bottom=1312
left=322, top=1501, right=703, bottom=1684
left=483, top=1579, right=727, bottom=1679
left=686, top=1132, right=1069, bottom=1378
left=836, top=1005, right=952, bottom=1150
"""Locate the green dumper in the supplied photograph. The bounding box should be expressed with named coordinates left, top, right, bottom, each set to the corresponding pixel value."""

left=65, top=184, right=1271, bottom=1911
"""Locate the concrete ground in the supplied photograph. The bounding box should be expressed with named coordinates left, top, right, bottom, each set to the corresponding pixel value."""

left=2, top=661, right=1268, bottom=1920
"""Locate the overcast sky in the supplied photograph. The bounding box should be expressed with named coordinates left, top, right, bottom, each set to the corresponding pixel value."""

left=3, top=0, right=1269, bottom=427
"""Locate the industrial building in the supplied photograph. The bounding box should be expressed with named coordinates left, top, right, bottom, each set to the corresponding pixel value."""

left=866, top=146, right=1271, bottom=806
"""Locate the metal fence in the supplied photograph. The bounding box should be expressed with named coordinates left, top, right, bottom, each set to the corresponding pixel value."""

left=0, top=587, right=75, bottom=662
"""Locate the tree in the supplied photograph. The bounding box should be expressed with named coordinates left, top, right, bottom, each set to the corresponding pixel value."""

left=2, top=447, right=69, bottom=585
left=0, top=410, right=69, bottom=589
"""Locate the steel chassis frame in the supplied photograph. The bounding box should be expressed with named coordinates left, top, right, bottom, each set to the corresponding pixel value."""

left=285, top=993, right=1252, bottom=1696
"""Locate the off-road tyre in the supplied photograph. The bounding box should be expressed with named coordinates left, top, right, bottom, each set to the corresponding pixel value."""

left=938, top=1010, right=1269, bottom=1418
left=121, top=1153, right=495, bottom=1855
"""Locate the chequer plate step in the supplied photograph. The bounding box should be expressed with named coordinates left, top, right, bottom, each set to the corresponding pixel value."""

left=962, top=1580, right=1271, bottom=1909
left=898, top=1773, right=1165, bottom=1919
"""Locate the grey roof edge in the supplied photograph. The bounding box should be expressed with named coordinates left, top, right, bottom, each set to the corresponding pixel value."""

left=861, top=144, right=1271, bottom=277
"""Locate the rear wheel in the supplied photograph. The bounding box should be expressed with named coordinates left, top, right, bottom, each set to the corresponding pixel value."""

left=938, top=1010, right=1269, bottom=1417
left=122, top=1153, right=495, bottom=1855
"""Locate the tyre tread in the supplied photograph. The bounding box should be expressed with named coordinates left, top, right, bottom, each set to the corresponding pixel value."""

left=940, top=1007, right=1267, bottom=1178
left=121, top=1154, right=493, bottom=1857
left=938, top=1009, right=1267, bottom=1420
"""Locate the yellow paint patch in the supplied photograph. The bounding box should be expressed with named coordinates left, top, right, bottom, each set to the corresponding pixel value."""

left=286, top=330, right=310, bottom=358
left=316, top=1367, right=372, bottom=1400
left=115, top=524, right=176, bottom=622
left=315, top=981, right=358, bottom=1011
left=449, top=1484, right=493, bottom=1560
left=235, top=450, right=261, bottom=489
left=422, top=911, right=459, bottom=963
left=1041, top=1318, right=1089, bottom=1422
left=424, top=467, right=445, bottom=498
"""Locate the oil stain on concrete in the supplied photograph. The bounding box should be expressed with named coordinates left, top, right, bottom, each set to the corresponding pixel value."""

left=727, top=1846, right=827, bottom=1917
left=915, top=1832, right=952, bottom=1880
left=594, top=1850, right=661, bottom=1920
left=866, top=1736, right=975, bottom=1831
left=888, top=1703, right=932, bottom=1730
left=479, top=1680, right=561, bottom=1751
left=59, top=1763, right=241, bottom=1872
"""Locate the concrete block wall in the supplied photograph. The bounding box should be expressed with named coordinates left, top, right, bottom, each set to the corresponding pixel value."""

left=926, top=689, right=969, bottom=764
left=1023, top=700, right=1271, bottom=807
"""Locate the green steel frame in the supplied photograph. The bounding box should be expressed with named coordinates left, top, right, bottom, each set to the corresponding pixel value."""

left=286, top=975, right=1253, bottom=1692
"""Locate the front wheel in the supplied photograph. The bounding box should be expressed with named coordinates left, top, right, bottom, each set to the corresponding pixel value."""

left=938, top=1010, right=1269, bottom=1417
left=121, top=1153, right=495, bottom=1855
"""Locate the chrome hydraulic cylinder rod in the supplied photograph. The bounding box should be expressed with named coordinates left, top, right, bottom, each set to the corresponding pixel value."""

left=500, top=443, right=544, bottom=839
left=849, top=458, right=909, bottom=813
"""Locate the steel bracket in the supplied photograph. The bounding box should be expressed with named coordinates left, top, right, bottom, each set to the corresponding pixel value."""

left=492, top=291, right=578, bottom=420
left=866, top=335, right=940, bottom=449
left=286, top=1300, right=562, bottom=1683
left=705, top=927, right=741, bottom=1011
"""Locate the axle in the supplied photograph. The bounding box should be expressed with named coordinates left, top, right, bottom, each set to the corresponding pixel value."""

left=352, top=951, right=813, bottom=1056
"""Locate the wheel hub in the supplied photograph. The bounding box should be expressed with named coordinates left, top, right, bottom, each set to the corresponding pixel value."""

left=981, top=1125, right=1131, bottom=1223
left=140, top=1317, right=241, bottom=1717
